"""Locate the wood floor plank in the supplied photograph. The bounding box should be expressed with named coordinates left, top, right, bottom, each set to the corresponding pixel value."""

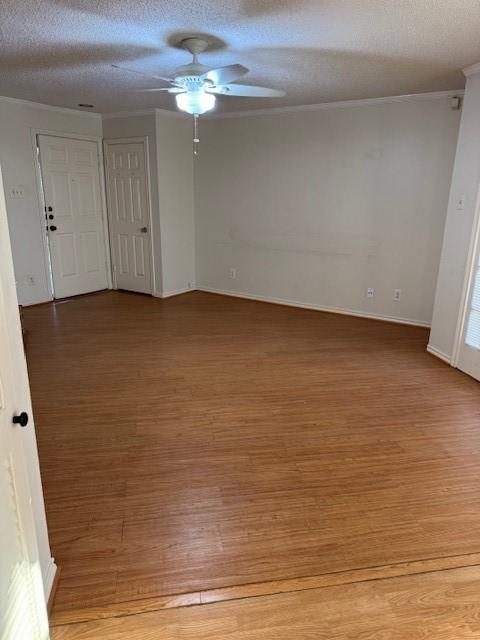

left=50, top=551, right=480, bottom=626
left=24, top=291, right=480, bottom=618
left=51, top=564, right=480, bottom=639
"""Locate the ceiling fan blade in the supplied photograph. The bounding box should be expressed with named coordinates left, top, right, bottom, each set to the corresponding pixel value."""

left=137, top=87, right=185, bottom=93
left=202, top=64, right=249, bottom=86
left=111, top=64, right=174, bottom=84
left=206, top=84, right=286, bottom=97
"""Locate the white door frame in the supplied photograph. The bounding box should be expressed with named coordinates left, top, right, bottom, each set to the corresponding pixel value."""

left=451, top=179, right=480, bottom=367
left=103, top=136, right=156, bottom=295
left=31, top=129, right=113, bottom=300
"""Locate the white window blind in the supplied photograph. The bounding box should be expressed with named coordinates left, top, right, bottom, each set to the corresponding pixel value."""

left=465, top=266, right=480, bottom=349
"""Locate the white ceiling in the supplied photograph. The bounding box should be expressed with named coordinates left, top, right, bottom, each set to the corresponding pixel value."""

left=1, top=0, right=479, bottom=114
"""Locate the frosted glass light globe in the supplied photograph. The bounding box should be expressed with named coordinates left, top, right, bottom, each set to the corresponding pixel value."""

left=176, top=90, right=216, bottom=115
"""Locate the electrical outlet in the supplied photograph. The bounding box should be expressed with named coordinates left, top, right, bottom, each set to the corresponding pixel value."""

left=457, top=194, right=466, bottom=211
left=367, top=288, right=375, bottom=298
left=229, top=268, right=237, bottom=279
left=394, top=288, right=402, bottom=301
left=187, top=281, right=193, bottom=289
left=27, top=275, right=35, bottom=286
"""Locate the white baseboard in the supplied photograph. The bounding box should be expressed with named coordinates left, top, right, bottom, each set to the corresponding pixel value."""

left=156, top=286, right=196, bottom=299
left=197, top=286, right=431, bottom=328
left=426, top=344, right=452, bottom=364
left=43, top=556, right=58, bottom=601
left=20, top=296, right=52, bottom=307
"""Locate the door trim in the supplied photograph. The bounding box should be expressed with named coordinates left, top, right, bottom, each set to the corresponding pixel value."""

left=31, top=129, right=113, bottom=300
left=103, top=137, right=156, bottom=295
left=451, top=178, right=480, bottom=368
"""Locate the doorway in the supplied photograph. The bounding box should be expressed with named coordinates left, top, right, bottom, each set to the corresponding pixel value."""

left=104, top=138, right=154, bottom=295
left=37, top=134, right=109, bottom=299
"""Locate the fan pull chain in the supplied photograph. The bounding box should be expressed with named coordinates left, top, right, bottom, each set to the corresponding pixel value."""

left=193, top=114, right=199, bottom=156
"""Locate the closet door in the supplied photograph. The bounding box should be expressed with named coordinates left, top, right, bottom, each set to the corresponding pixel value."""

left=0, top=167, right=50, bottom=640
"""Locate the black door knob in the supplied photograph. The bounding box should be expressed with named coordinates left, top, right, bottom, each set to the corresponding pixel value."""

left=12, top=412, right=29, bottom=427
left=47, top=206, right=53, bottom=212
left=49, top=225, right=57, bottom=231
left=48, top=214, right=54, bottom=220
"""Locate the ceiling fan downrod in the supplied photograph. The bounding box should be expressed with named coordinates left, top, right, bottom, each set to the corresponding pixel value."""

left=193, top=114, right=200, bottom=156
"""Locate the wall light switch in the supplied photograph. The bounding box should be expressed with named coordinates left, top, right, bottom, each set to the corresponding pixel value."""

left=457, top=194, right=466, bottom=211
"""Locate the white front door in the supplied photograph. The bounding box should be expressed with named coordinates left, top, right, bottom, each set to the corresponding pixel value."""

left=38, top=135, right=109, bottom=299
left=457, top=237, right=480, bottom=380
left=0, top=168, right=50, bottom=639
left=104, top=140, right=153, bottom=294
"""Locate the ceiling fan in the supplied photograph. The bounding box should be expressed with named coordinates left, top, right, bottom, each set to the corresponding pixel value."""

left=112, top=36, right=286, bottom=117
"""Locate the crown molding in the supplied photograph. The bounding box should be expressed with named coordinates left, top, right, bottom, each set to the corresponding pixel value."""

left=463, top=62, right=480, bottom=77
left=101, top=108, right=156, bottom=119
left=0, top=89, right=464, bottom=123
left=155, top=107, right=189, bottom=119
left=207, top=90, right=465, bottom=120
left=0, top=97, right=185, bottom=120
left=102, top=107, right=187, bottom=120
left=0, top=94, right=102, bottom=118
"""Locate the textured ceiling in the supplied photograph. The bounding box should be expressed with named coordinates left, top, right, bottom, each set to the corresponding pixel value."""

left=0, top=0, right=479, bottom=114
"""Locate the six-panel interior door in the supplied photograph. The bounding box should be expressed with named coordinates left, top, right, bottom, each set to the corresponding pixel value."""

left=38, top=134, right=109, bottom=299
left=457, top=232, right=480, bottom=381
left=104, top=141, right=153, bottom=294
left=0, top=168, right=50, bottom=640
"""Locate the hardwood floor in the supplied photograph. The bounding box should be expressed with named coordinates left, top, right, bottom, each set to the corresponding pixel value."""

left=24, top=291, right=480, bottom=625
left=52, top=564, right=480, bottom=639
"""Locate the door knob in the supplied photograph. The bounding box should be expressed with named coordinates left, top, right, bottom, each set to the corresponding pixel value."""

left=140, top=226, right=148, bottom=233
left=12, top=412, right=29, bottom=427
left=49, top=225, right=57, bottom=231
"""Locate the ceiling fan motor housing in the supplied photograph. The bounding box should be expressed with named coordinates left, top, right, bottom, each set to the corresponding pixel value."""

left=174, top=63, right=210, bottom=87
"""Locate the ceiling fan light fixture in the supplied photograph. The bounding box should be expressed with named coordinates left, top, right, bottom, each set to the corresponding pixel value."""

left=176, top=90, right=216, bottom=115
left=113, top=36, right=284, bottom=154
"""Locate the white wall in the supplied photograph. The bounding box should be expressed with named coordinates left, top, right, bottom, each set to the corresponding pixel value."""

left=429, top=71, right=480, bottom=361
left=3, top=93, right=457, bottom=322
left=0, top=98, right=102, bottom=305
left=156, top=111, right=195, bottom=296
left=102, top=113, right=163, bottom=294
left=195, top=97, right=461, bottom=326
